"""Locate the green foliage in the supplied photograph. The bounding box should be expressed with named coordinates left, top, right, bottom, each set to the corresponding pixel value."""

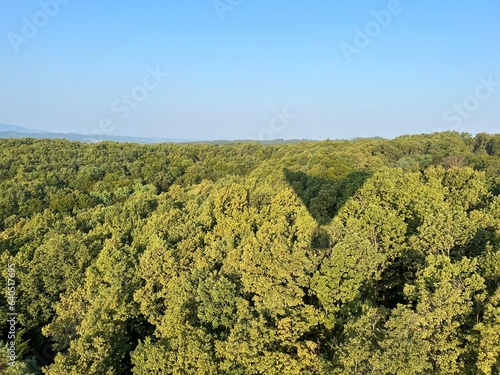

left=0, top=132, right=498, bottom=374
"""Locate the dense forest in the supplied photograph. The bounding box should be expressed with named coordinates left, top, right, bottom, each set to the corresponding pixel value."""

left=1, top=131, right=500, bottom=374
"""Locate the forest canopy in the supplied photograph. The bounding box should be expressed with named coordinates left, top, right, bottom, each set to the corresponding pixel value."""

left=1, top=131, right=500, bottom=374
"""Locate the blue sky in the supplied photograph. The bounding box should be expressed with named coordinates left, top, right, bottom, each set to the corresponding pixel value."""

left=1, top=1, right=499, bottom=140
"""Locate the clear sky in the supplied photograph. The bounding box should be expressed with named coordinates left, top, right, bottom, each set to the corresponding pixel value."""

left=1, top=0, right=499, bottom=140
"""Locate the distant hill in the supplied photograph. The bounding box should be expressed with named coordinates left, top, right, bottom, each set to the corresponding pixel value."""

left=0, top=124, right=328, bottom=144
left=0, top=130, right=187, bottom=144
left=0, top=123, right=47, bottom=134
left=0, top=123, right=190, bottom=144
left=0, top=123, right=382, bottom=144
